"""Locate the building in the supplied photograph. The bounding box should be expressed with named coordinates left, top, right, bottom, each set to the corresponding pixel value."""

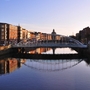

left=0, top=22, right=60, bottom=45
left=0, top=23, right=18, bottom=44
left=7, top=24, right=18, bottom=44
left=0, top=23, right=31, bottom=44
left=51, top=29, right=56, bottom=41
left=0, top=23, right=8, bottom=44
left=75, top=27, right=90, bottom=44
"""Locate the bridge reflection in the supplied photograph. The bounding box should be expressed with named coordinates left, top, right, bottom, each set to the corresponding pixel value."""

left=0, top=56, right=90, bottom=75
left=0, top=47, right=90, bottom=75
left=24, top=59, right=83, bottom=72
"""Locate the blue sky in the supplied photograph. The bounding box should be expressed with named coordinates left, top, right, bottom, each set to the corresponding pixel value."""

left=0, top=0, right=90, bottom=35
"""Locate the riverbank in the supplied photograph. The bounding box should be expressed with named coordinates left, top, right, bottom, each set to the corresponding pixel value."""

left=0, top=45, right=90, bottom=59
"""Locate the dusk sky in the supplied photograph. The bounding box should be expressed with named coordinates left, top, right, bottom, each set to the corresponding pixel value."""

left=0, top=0, right=90, bottom=35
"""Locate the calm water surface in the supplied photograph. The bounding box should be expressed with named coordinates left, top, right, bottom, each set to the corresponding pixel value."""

left=0, top=48, right=90, bottom=90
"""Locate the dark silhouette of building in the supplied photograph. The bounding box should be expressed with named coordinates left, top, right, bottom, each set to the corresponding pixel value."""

left=76, top=27, right=90, bottom=44
left=51, top=29, right=56, bottom=41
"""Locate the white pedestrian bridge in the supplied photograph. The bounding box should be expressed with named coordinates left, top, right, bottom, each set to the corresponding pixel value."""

left=12, top=37, right=87, bottom=48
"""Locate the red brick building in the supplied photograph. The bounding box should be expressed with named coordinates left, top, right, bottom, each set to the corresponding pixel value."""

left=0, top=23, right=18, bottom=44
left=0, top=22, right=55, bottom=45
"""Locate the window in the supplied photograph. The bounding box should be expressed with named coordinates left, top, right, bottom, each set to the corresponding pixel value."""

left=1, top=29, right=4, bottom=31
left=1, top=32, right=4, bottom=35
left=1, top=25, right=4, bottom=28
left=2, top=36, right=4, bottom=39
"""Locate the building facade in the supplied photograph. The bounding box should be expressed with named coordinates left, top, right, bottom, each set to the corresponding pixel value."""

left=0, top=23, right=18, bottom=44
left=0, top=23, right=8, bottom=44
left=0, top=22, right=59, bottom=45
left=76, top=27, right=90, bottom=44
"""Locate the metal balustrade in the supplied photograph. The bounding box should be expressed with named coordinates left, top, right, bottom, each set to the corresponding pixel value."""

left=12, top=35, right=87, bottom=48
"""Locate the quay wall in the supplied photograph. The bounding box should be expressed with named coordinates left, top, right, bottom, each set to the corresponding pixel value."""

left=0, top=45, right=90, bottom=59
left=0, top=45, right=17, bottom=56
left=0, top=45, right=11, bottom=51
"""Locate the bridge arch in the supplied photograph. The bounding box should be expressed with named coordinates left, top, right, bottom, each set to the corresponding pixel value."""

left=12, top=33, right=87, bottom=53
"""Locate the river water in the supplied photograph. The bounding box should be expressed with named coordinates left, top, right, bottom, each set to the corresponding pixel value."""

left=0, top=48, right=90, bottom=90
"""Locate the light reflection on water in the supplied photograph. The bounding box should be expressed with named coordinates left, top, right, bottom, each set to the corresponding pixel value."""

left=42, top=48, right=77, bottom=54
left=0, top=48, right=90, bottom=90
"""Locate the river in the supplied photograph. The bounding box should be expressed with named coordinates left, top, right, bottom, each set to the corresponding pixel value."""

left=0, top=48, right=90, bottom=90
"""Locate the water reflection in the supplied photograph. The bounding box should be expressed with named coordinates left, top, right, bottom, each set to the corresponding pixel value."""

left=26, top=48, right=51, bottom=54
left=0, top=57, right=90, bottom=79
left=0, top=58, right=26, bottom=75
left=0, top=48, right=90, bottom=90
left=0, top=58, right=89, bottom=75
left=24, top=59, right=82, bottom=72
left=0, top=47, right=90, bottom=75
left=84, top=58, right=90, bottom=66
left=42, top=48, right=77, bottom=54
left=25, top=47, right=77, bottom=54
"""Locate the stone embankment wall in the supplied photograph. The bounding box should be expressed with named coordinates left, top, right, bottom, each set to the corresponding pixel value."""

left=0, top=45, right=11, bottom=50
left=0, top=45, right=13, bottom=56
left=0, top=44, right=90, bottom=59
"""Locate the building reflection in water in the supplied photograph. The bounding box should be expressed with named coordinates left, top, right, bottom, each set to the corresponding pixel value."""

left=0, top=58, right=26, bottom=75
left=1, top=47, right=90, bottom=75
left=27, top=48, right=51, bottom=54
left=24, top=47, right=77, bottom=54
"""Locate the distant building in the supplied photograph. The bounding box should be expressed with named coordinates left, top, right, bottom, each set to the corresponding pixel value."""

left=0, top=22, right=60, bottom=45
left=51, top=29, right=56, bottom=41
left=76, top=27, right=90, bottom=44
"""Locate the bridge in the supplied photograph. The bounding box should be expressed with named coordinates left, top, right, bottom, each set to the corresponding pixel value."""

left=12, top=35, right=87, bottom=48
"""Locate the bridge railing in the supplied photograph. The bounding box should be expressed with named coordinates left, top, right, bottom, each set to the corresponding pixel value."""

left=12, top=39, right=87, bottom=48
left=12, top=34, right=87, bottom=48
